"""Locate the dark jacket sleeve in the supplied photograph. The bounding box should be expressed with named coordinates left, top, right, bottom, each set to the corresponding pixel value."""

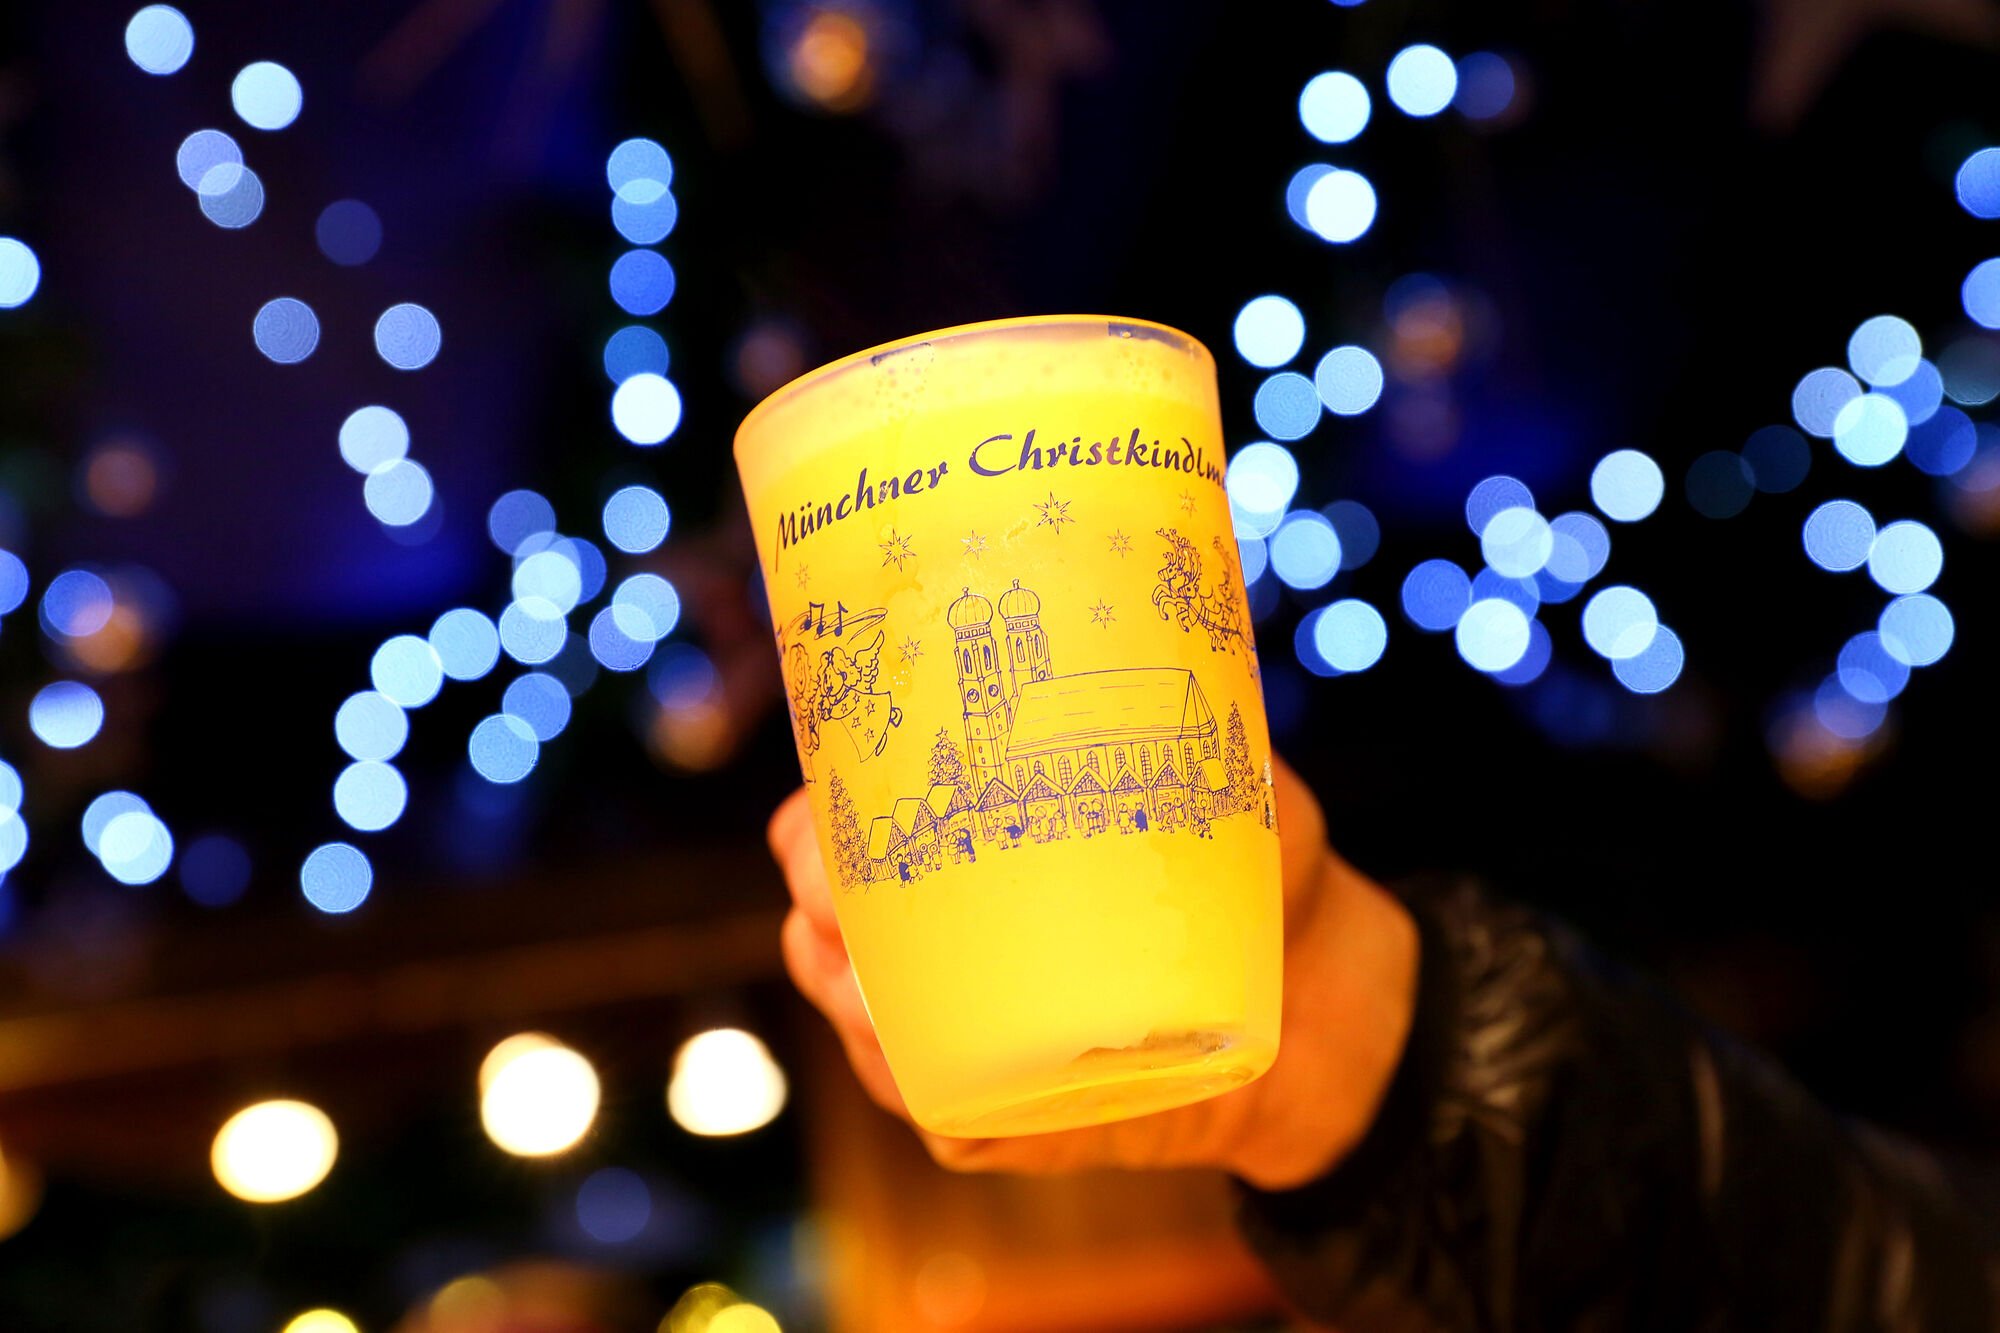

left=1232, top=877, right=2000, bottom=1332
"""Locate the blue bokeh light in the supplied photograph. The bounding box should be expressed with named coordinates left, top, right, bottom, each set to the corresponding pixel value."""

left=1465, top=475, right=1534, bottom=535
left=1836, top=631, right=1910, bottom=704
left=1402, top=559, right=1471, bottom=630
left=1299, top=71, right=1371, bottom=144
left=499, top=601, right=567, bottom=665
left=1958, top=148, right=2000, bottom=218
left=1233, top=296, right=1305, bottom=368
left=1907, top=405, right=1977, bottom=477
left=1545, top=512, right=1610, bottom=583
left=1454, top=52, right=1515, bottom=120
left=1940, top=336, right=2000, bottom=407
left=198, top=164, right=264, bottom=229
left=603, top=326, right=669, bottom=384
left=1284, top=165, right=1335, bottom=230
left=334, top=690, right=408, bottom=762
left=253, top=297, right=319, bottom=364
left=83, top=792, right=150, bottom=856
left=1802, top=500, right=1875, bottom=572
left=1964, top=259, right=2000, bottom=329
left=1792, top=367, right=1862, bottom=437
left=470, top=714, right=539, bottom=784
left=514, top=549, right=584, bottom=616
left=126, top=5, right=194, bottom=75
left=1611, top=624, right=1684, bottom=694
left=42, top=569, right=113, bottom=638
left=1239, top=536, right=1268, bottom=584
left=1814, top=676, right=1886, bottom=741
left=1295, top=609, right=1338, bottom=678
left=176, top=130, right=241, bottom=194
left=316, top=199, right=382, bottom=266
left=180, top=833, right=250, bottom=907
left=550, top=537, right=607, bottom=603
left=1386, top=44, right=1457, bottom=117
left=577, top=1167, right=652, bottom=1245
left=1323, top=500, right=1380, bottom=569
left=1303, top=169, right=1377, bottom=244
left=1226, top=443, right=1299, bottom=538
left=1312, top=599, right=1387, bottom=671
left=363, top=459, right=434, bottom=526
left=607, top=138, right=673, bottom=202
left=430, top=608, right=500, bottom=681
left=1866, top=519, right=1942, bottom=594
left=301, top=842, right=372, bottom=914
left=590, top=606, right=656, bottom=672
left=613, top=189, right=678, bottom=246
left=488, top=490, right=557, bottom=555
left=334, top=761, right=407, bottom=832
left=30, top=681, right=104, bottom=748
left=1590, top=450, right=1663, bottom=522
left=612, top=373, right=683, bottom=445
left=1581, top=586, right=1658, bottom=660
left=0, top=551, right=26, bottom=616
left=1847, top=315, right=1921, bottom=387
left=1455, top=598, right=1530, bottom=672
left=1253, top=372, right=1321, bottom=440
left=0, top=238, right=37, bottom=308
left=602, top=486, right=671, bottom=554
left=100, top=810, right=173, bottom=885
left=371, top=634, right=444, bottom=708
left=502, top=673, right=572, bottom=742
left=1313, top=345, right=1384, bottom=416
left=1480, top=506, right=1553, bottom=578
left=1492, top=618, right=1552, bottom=686
left=1879, top=358, right=1943, bottom=427
left=1685, top=451, right=1754, bottom=519
left=610, top=250, right=676, bottom=316
left=231, top=61, right=302, bottom=131
left=375, top=303, right=442, bottom=370
left=0, top=761, right=19, bottom=816
left=339, top=406, right=409, bottom=475
left=611, top=574, right=682, bottom=641
left=1879, top=594, right=1954, bottom=667
left=1742, top=424, right=1811, bottom=493
left=1471, top=567, right=1540, bottom=617
left=1268, top=512, right=1342, bottom=590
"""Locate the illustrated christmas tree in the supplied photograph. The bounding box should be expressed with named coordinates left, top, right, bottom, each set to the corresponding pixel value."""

left=926, top=726, right=968, bottom=794
left=1224, top=703, right=1256, bottom=815
left=826, top=770, right=866, bottom=888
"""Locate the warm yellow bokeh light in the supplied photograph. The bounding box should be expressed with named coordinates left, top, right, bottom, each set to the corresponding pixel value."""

left=477, top=1031, right=559, bottom=1094
left=281, top=1310, right=359, bottom=1333
left=707, top=1303, right=782, bottom=1333
left=667, top=1028, right=788, bottom=1137
left=479, top=1040, right=600, bottom=1156
left=0, top=1144, right=43, bottom=1242
left=429, top=1273, right=506, bottom=1330
left=659, top=1282, right=737, bottom=1333
left=210, top=1099, right=338, bottom=1203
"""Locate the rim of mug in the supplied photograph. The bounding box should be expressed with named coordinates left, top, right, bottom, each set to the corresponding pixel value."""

left=733, top=313, right=1212, bottom=457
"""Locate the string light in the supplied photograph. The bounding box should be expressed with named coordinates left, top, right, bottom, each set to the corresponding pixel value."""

left=480, top=1036, right=600, bottom=1156
left=210, top=1100, right=337, bottom=1203
left=667, top=1029, right=789, bottom=1136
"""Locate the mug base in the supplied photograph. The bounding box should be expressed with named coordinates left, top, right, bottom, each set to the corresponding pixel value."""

left=918, top=1028, right=1276, bottom=1138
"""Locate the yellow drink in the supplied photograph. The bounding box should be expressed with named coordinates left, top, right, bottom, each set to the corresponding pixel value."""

left=735, top=316, right=1282, bottom=1137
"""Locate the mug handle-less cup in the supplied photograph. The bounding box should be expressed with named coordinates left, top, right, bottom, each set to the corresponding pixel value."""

left=735, top=316, right=1283, bottom=1137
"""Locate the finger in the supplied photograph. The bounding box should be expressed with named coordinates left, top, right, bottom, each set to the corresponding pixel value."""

left=780, top=909, right=910, bottom=1118
left=767, top=788, right=841, bottom=938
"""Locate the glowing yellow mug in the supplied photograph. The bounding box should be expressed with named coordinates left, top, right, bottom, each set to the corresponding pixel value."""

left=735, top=316, right=1282, bottom=1137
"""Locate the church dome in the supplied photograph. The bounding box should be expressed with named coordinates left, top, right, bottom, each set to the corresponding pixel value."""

left=946, top=588, right=993, bottom=630
left=997, top=579, right=1041, bottom=621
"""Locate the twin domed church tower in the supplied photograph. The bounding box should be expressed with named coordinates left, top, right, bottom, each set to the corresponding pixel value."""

left=948, top=580, right=1051, bottom=785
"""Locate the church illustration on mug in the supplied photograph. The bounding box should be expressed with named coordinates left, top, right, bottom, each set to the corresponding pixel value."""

left=822, top=579, right=1270, bottom=889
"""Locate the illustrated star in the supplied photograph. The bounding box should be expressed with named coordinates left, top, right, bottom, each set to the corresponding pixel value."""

left=1034, top=491, right=1073, bottom=534
left=962, top=528, right=988, bottom=559
left=1177, top=489, right=1197, bottom=514
left=899, top=635, right=922, bottom=666
left=1107, top=529, right=1133, bottom=557
left=795, top=564, right=811, bottom=589
left=880, top=529, right=914, bottom=569
left=1088, top=599, right=1116, bottom=627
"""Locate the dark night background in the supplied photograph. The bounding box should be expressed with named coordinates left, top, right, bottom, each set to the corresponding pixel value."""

left=1, top=0, right=1999, bottom=1329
